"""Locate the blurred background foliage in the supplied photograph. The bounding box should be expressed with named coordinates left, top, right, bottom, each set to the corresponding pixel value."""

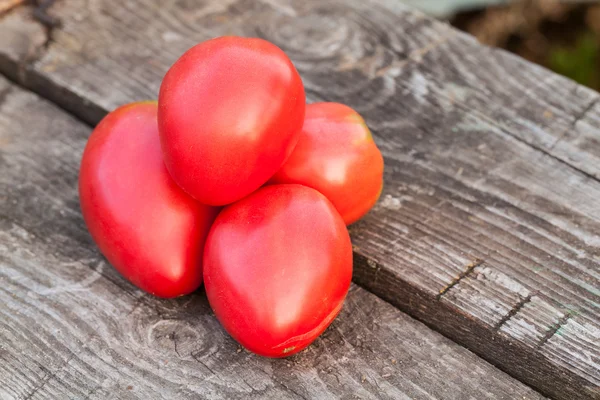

left=405, top=0, right=600, bottom=90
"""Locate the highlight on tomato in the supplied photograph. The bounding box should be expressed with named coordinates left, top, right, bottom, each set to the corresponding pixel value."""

left=79, top=102, right=219, bottom=298
left=271, top=102, right=384, bottom=225
left=203, top=184, right=353, bottom=357
left=158, top=36, right=306, bottom=206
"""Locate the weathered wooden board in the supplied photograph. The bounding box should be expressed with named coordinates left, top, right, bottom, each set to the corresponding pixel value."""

left=409, top=31, right=600, bottom=180
left=0, top=76, right=545, bottom=399
left=0, top=1, right=599, bottom=399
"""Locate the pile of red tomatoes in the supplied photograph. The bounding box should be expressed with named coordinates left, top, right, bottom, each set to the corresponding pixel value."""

left=79, top=36, right=384, bottom=357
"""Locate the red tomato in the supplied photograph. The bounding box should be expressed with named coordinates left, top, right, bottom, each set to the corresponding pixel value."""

left=203, top=184, right=352, bottom=357
left=79, top=102, right=219, bottom=298
left=270, top=103, right=384, bottom=225
left=158, top=36, right=306, bottom=206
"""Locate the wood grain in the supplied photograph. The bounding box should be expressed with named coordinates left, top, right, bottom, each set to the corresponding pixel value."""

left=0, top=76, right=545, bottom=400
left=409, top=32, right=600, bottom=180
left=0, top=1, right=599, bottom=398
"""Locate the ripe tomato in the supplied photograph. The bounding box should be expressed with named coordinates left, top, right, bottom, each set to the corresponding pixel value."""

left=203, top=184, right=352, bottom=357
left=158, top=36, right=305, bottom=206
left=270, top=103, right=384, bottom=225
left=79, top=102, right=219, bottom=298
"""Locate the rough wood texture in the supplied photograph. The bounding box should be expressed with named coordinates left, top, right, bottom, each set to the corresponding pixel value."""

left=0, top=77, right=546, bottom=400
left=0, top=1, right=599, bottom=399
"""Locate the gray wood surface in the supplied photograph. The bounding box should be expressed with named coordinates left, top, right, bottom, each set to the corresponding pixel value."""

left=0, top=76, right=546, bottom=400
left=0, top=1, right=599, bottom=399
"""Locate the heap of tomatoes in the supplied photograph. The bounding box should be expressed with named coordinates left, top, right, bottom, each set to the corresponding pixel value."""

left=79, top=36, right=384, bottom=357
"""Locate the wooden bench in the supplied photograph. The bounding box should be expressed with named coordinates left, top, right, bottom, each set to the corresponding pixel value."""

left=1, top=1, right=598, bottom=399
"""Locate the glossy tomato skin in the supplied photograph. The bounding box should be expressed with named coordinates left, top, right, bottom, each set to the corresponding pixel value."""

left=204, top=184, right=352, bottom=357
left=158, top=36, right=306, bottom=206
left=79, top=102, right=219, bottom=298
left=270, top=103, right=384, bottom=225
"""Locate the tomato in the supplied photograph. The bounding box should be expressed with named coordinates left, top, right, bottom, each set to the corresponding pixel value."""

left=203, top=184, right=352, bottom=357
left=270, top=103, right=384, bottom=225
left=79, top=102, right=219, bottom=298
left=158, top=36, right=305, bottom=206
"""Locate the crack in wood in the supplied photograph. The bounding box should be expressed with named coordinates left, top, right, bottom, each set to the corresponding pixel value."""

left=83, top=384, right=100, bottom=400
left=23, top=351, right=76, bottom=400
left=192, top=358, right=217, bottom=377
left=495, top=118, right=600, bottom=183
left=0, top=84, right=14, bottom=108
left=23, top=371, right=52, bottom=400
left=436, top=258, right=484, bottom=300
left=278, top=380, right=308, bottom=400
left=30, top=0, right=60, bottom=64
left=172, top=334, right=181, bottom=358
left=572, top=97, right=599, bottom=127
left=31, top=0, right=60, bottom=30
left=548, top=96, right=600, bottom=152
left=375, top=31, right=456, bottom=78
left=537, top=312, right=573, bottom=348
left=494, top=294, right=533, bottom=331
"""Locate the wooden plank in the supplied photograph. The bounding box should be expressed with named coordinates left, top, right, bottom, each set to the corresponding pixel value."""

left=350, top=33, right=600, bottom=400
left=409, top=32, right=600, bottom=180
left=0, top=1, right=599, bottom=398
left=0, top=77, right=545, bottom=400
